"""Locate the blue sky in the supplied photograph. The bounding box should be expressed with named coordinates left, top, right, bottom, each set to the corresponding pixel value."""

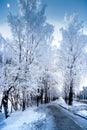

left=44, top=0, right=87, bottom=22
left=0, top=0, right=87, bottom=39
left=0, top=0, right=18, bottom=24
left=0, top=0, right=87, bottom=23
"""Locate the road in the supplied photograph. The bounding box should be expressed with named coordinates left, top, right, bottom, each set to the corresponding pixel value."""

left=47, top=105, right=84, bottom=130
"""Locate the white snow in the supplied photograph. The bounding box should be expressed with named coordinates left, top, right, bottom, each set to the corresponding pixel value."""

left=0, top=105, right=56, bottom=130
left=53, top=97, right=87, bottom=116
left=0, top=107, right=46, bottom=130
left=77, top=110, right=87, bottom=118
left=0, top=98, right=87, bottom=130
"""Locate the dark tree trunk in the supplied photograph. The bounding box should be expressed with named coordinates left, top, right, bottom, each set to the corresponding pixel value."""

left=22, top=91, right=26, bottom=111
left=68, top=86, right=73, bottom=105
left=37, top=96, right=39, bottom=107
left=41, top=89, right=44, bottom=104
left=22, top=99, right=26, bottom=111
left=44, top=81, right=48, bottom=104
left=1, top=86, right=13, bottom=118
left=45, top=91, right=48, bottom=104
left=37, top=89, right=40, bottom=107
left=2, top=93, right=9, bottom=118
left=65, top=96, right=68, bottom=104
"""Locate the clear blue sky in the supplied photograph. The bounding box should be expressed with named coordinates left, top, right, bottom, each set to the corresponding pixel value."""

left=0, top=0, right=87, bottom=24
left=0, top=0, right=87, bottom=39
left=44, top=0, right=87, bottom=22
left=0, top=0, right=18, bottom=24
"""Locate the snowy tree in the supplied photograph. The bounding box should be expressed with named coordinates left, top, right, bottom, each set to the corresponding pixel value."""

left=36, top=66, right=59, bottom=105
left=7, top=0, right=53, bottom=111
left=57, top=13, right=87, bottom=105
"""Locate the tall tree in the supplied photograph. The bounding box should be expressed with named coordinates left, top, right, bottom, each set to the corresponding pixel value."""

left=57, top=13, right=87, bottom=105
left=7, top=0, right=53, bottom=110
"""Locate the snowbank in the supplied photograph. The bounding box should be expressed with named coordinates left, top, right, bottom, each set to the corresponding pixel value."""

left=77, top=110, right=87, bottom=118
left=53, top=97, right=87, bottom=119
left=1, top=107, right=46, bottom=130
left=0, top=105, right=55, bottom=130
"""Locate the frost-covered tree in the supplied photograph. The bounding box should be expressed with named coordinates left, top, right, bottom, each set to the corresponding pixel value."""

left=7, top=0, right=53, bottom=111
left=36, top=66, right=59, bottom=106
left=57, top=13, right=87, bottom=105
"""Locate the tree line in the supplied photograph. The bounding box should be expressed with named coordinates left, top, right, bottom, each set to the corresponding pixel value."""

left=0, top=0, right=87, bottom=118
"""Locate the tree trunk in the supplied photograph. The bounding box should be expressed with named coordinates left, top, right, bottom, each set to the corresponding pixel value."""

left=68, top=86, right=73, bottom=105
left=22, top=91, right=26, bottom=111
left=45, top=89, right=48, bottom=104
left=65, top=96, right=68, bottom=104
left=41, top=89, right=43, bottom=104
left=1, top=93, right=9, bottom=118
left=37, top=96, right=39, bottom=107
left=1, top=86, right=13, bottom=118
left=22, top=99, right=26, bottom=111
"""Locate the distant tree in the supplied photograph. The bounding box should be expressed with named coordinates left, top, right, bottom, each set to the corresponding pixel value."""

left=57, top=13, right=87, bottom=105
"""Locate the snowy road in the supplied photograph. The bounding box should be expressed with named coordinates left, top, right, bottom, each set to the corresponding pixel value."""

left=47, top=105, right=83, bottom=130
left=0, top=103, right=86, bottom=130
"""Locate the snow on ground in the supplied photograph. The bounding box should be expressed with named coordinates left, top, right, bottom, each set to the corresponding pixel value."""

left=0, top=106, right=55, bottom=130
left=0, top=107, right=46, bottom=130
left=77, top=110, right=87, bottom=118
left=0, top=97, right=87, bottom=130
left=53, top=97, right=87, bottom=118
